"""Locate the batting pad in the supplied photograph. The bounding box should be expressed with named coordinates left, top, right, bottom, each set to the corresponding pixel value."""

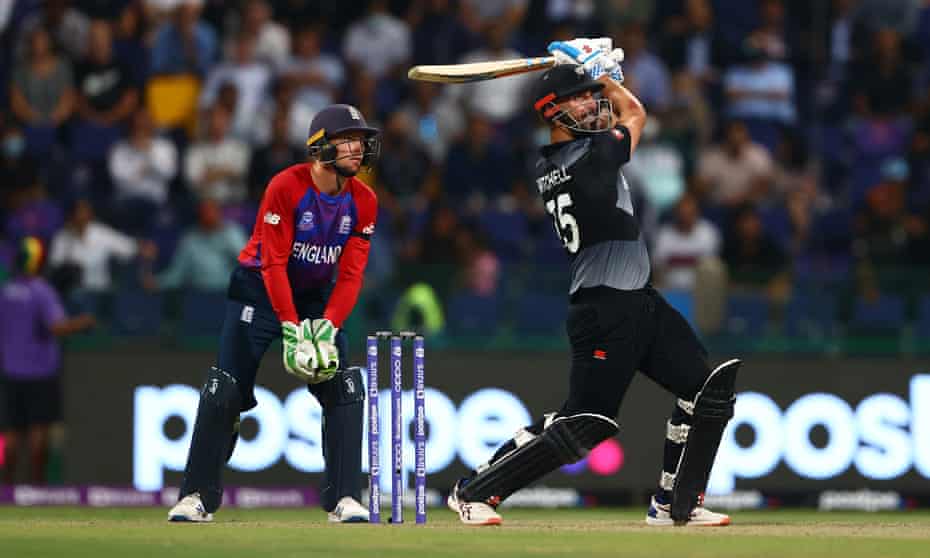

left=459, top=413, right=619, bottom=506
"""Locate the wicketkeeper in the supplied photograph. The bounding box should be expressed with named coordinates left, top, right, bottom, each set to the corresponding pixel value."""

left=447, top=38, right=740, bottom=527
left=169, top=104, right=380, bottom=523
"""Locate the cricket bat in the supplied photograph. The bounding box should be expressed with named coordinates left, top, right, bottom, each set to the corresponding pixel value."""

left=407, top=57, right=555, bottom=83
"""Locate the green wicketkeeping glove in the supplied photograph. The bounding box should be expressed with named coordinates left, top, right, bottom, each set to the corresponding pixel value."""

left=303, top=318, right=339, bottom=383
left=282, top=321, right=317, bottom=382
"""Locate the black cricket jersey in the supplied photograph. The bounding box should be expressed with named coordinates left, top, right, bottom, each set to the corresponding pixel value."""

left=534, top=125, right=650, bottom=293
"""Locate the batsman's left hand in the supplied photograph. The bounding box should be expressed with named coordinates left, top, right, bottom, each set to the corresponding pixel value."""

left=304, top=318, right=339, bottom=384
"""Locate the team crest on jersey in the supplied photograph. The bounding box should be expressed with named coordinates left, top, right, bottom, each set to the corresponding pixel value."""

left=338, top=215, right=353, bottom=234
left=298, top=211, right=315, bottom=231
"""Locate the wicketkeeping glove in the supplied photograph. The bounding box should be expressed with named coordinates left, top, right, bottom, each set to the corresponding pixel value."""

left=282, top=321, right=318, bottom=383
left=303, top=318, right=339, bottom=384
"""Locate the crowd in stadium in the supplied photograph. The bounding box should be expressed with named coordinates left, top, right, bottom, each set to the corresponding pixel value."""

left=1, top=0, right=929, bottom=340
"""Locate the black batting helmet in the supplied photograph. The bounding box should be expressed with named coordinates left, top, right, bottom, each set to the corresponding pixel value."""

left=531, top=65, right=612, bottom=134
left=306, top=104, right=381, bottom=166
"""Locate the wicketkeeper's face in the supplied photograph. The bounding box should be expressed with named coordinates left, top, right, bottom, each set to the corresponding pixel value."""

left=330, top=132, right=366, bottom=174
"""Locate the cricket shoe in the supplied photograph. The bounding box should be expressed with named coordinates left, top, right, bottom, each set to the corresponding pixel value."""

left=327, top=497, right=370, bottom=523
left=168, top=492, right=213, bottom=523
left=645, top=495, right=730, bottom=526
left=447, top=479, right=502, bottom=526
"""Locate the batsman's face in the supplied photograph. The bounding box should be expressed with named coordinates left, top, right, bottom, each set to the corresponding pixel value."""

left=558, top=90, right=612, bottom=132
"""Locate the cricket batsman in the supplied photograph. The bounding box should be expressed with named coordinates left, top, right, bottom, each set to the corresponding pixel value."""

left=168, top=104, right=380, bottom=523
left=447, top=38, right=740, bottom=526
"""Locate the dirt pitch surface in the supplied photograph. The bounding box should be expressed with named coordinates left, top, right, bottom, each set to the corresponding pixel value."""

left=2, top=507, right=928, bottom=558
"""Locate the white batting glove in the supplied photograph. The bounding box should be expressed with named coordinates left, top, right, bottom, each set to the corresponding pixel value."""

left=581, top=50, right=619, bottom=79
left=547, top=37, right=613, bottom=68
left=594, top=48, right=625, bottom=82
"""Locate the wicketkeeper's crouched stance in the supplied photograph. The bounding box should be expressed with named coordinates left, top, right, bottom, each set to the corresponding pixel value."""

left=448, top=39, right=740, bottom=527
left=168, top=104, right=381, bottom=523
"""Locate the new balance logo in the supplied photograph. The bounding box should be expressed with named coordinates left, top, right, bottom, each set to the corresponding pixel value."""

left=263, top=212, right=281, bottom=225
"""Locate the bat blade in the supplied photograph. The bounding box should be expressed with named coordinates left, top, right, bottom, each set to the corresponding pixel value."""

left=407, top=57, right=555, bottom=83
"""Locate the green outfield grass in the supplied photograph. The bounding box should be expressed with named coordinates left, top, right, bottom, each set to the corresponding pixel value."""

left=2, top=507, right=928, bottom=558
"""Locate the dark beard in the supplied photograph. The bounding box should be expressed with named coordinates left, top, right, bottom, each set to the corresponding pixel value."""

left=333, top=161, right=359, bottom=177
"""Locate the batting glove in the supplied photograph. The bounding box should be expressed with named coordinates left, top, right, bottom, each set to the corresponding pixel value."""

left=547, top=38, right=615, bottom=74
left=589, top=48, right=625, bottom=82
left=282, top=321, right=318, bottom=383
left=304, top=318, right=339, bottom=384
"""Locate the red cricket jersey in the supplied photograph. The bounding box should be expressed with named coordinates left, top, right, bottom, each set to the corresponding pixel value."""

left=239, top=164, right=377, bottom=326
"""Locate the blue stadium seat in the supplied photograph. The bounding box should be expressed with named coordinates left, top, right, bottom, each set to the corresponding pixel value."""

left=724, top=293, right=769, bottom=337
left=180, top=291, right=227, bottom=336
left=110, top=290, right=162, bottom=336
left=783, top=291, right=837, bottom=338
left=850, top=294, right=906, bottom=333
left=916, top=295, right=930, bottom=338
left=445, top=292, right=499, bottom=336
left=479, top=208, right=528, bottom=262
left=531, top=232, right=568, bottom=267
left=513, top=293, right=568, bottom=336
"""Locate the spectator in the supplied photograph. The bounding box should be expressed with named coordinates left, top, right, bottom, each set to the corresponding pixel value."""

left=723, top=32, right=797, bottom=151
left=375, top=111, right=434, bottom=205
left=108, top=106, right=179, bottom=231
left=342, top=0, right=412, bottom=80
left=661, top=71, right=713, bottom=173
left=236, top=0, right=290, bottom=68
left=150, top=0, right=218, bottom=76
left=0, top=117, right=28, bottom=183
left=17, top=0, right=90, bottom=61
left=278, top=25, right=346, bottom=123
left=772, top=130, right=825, bottom=252
left=460, top=0, right=528, bottom=35
left=47, top=198, right=156, bottom=303
left=619, top=21, right=671, bottom=112
left=184, top=104, right=250, bottom=203
left=722, top=204, right=789, bottom=291
left=656, top=0, right=722, bottom=84
left=853, top=159, right=919, bottom=272
left=625, top=116, right=686, bottom=214
left=251, top=75, right=309, bottom=148
left=10, top=26, right=76, bottom=157
left=200, top=31, right=271, bottom=141
left=653, top=193, right=722, bottom=291
left=409, top=0, right=475, bottom=66
left=697, top=120, right=774, bottom=208
left=443, top=113, right=518, bottom=207
left=851, top=27, right=914, bottom=117
left=113, top=0, right=152, bottom=85
left=1, top=236, right=95, bottom=484
left=446, top=21, right=535, bottom=128
left=397, top=80, right=466, bottom=163
left=72, top=19, right=140, bottom=162
left=143, top=198, right=246, bottom=292
left=4, top=161, right=63, bottom=244
left=247, top=108, right=304, bottom=201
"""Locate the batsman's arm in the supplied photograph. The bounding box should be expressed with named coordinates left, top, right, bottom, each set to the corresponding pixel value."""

left=323, top=183, right=378, bottom=327
left=598, top=75, right=647, bottom=155
left=258, top=175, right=300, bottom=324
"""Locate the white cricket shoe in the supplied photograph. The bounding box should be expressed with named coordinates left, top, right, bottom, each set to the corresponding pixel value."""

left=645, top=495, right=730, bottom=526
left=327, top=497, right=370, bottom=523
left=168, top=492, right=213, bottom=523
left=447, top=480, right=502, bottom=526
